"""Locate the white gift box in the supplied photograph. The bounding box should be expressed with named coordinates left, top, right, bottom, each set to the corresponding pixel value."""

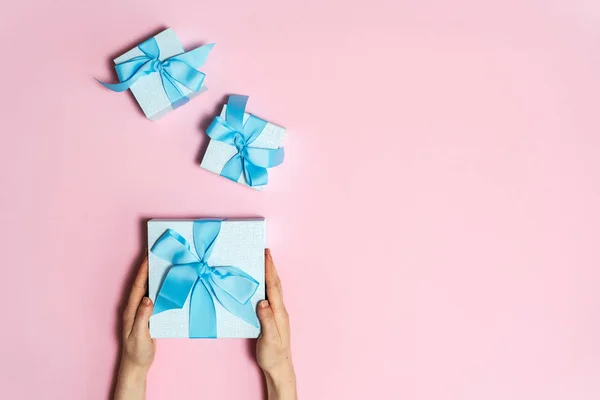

left=200, top=105, right=286, bottom=190
left=113, top=28, right=208, bottom=120
left=147, top=218, right=266, bottom=338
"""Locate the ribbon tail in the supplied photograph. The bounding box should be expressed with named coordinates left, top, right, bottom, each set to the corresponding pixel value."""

left=97, top=79, right=133, bottom=92
left=97, top=71, right=146, bottom=92
left=208, top=276, right=260, bottom=328
left=244, top=159, right=268, bottom=187
left=97, top=58, right=153, bottom=92
left=226, top=95, right=249, bottom=131
left=189, top=279, right=217, bottom=338
left=153, top=265, right=198, bottom=315
left=221, top=154, right=244, bottom=182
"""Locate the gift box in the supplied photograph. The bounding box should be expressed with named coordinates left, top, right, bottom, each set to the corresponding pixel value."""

left=200, top=95, right=286, bottom=190
left=148, top=218, right=265, bottom=338
left=99, top=28, right=214, bottom=120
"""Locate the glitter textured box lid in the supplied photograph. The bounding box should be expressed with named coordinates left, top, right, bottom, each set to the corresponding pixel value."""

left=148, top=218, right=266, bottom=338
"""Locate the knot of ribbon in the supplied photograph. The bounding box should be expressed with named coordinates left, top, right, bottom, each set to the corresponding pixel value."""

left=206, top=95, right=285, bottom=186
left=151, top=220, right=259, bottom=338
left=194, top=261, right=211, bottom=277
left=149, top=59, right=164, bottom=72
left=98, top=37, right=214, bottom=107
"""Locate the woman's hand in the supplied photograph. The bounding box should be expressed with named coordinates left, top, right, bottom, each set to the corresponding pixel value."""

left=256, top=249, right=297, bottom=400
left=114, top=254, right=156, bottom=400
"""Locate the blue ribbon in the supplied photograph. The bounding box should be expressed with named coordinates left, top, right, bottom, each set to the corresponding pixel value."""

left=151, top=220, right=260, bottom=338
left=206, top=95, right=285, bottom=186
left=98, top=37, right=214, bottom=107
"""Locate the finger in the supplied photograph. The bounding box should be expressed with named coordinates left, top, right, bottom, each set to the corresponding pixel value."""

left=265, top=249, right=290, bottom=341
left=265, top=249, right=286, bottom=316
left=131, top=297, right=154, bottom=339
left=257, top=300, right=279, bottom=342
left=123, top=253, right=149, bottom=336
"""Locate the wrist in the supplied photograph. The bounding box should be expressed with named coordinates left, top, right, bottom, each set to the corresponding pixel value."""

left=118, top=359, right=149, bottom=386
left=263, top=362, right=297, bottom=400
left=114, top=360, right=148, bottom=400
left=264, top=361, right=295, bottom=381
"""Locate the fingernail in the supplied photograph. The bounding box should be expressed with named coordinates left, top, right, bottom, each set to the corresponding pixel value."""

left=265, top=248, right=271, bottom=258
left=259, top=300, right=270, bottom=308
left=142, top=297, right=151, bottom=306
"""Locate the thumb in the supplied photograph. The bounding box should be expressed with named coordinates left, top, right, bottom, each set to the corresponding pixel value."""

left=257, top=300, right=279, bottom=342
left=131, top=297, right=153, bottom=338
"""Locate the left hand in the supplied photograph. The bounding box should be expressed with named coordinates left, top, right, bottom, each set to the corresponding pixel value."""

left=121, top=254, right=156, bottom=371
left=114, top=254, right=156, bottom=400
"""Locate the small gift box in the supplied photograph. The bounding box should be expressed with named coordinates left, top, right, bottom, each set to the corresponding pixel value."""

left=200, top=95, right=286, bottom=190
left=99, top=28, right=214, bottom=120
left=148, top=218, right=265, bottom=338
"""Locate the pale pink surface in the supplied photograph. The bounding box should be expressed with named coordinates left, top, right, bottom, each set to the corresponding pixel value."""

left=1, top=1, right=599, bottom=399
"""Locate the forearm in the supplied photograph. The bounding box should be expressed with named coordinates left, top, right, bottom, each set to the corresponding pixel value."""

left=113, top=361, right=148, bottom=400
left=264, top=364, right=297, bottom=400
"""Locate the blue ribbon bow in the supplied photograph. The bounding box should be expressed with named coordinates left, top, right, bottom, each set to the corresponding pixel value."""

left=98, top=37, right=214, bottom=107
left=151, top=220, right=259, bottom=338
left=206, top=95, right=285, bottom=186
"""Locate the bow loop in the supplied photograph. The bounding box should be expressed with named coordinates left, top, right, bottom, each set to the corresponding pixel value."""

left=245, top=147, right=285, bottom=168
left=208, top=275, right=260, bottom=328
left=151, top=229, right=199, bottom=265
left=152, top=264, right=198, bottom=314
left=206, top=116, right=239, bottom=142
left=192, top=220, right=221, bottom=260
left=115, top=57, right=153, bottom=83
left=137, top=37, right=160, bottom=59
left=162, top=60, right=206, bottom=92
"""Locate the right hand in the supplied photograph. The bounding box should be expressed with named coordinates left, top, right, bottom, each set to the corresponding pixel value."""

left=256, top=249, right=294, bottom=376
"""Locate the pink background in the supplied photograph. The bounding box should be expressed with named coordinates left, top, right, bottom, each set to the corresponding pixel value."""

left=1, top=1, right=599, bottom=399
